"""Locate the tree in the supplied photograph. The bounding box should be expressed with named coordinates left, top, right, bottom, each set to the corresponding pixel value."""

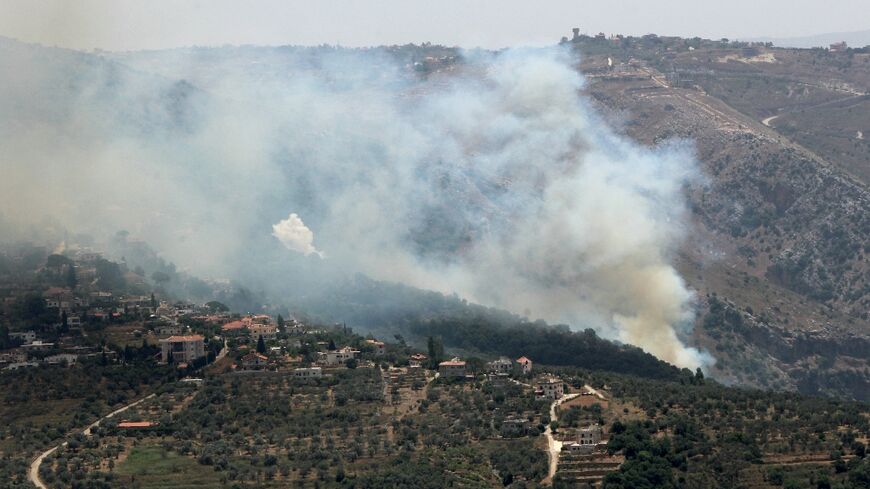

left=694, top=368, right=705, bottom=385
left=276, top=315, right=285, bottom=330
left=65, top=266, right=77, bottom=289
left=94, top=258, right=125, bottom=290
left=61, top=310, right=69, bottom=334
left=150, top=293, right=157, bottom=309
left=46, top=254, right=73, bottom=269
left=427, top=336, right=444, bottom=368
left=205, top=301, right=228, bottom=313
left=256, top=336, right=266, bottom=354
left=151, top=271, right=171, bottom=288
left=328, top=339, right=337, bottom=351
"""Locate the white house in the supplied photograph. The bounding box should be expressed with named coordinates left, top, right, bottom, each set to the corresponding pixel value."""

left=316, top=347, right=360, bottom=366
left=44, top=353, right=78, bottom=366
left=294, top=367, right=323, bottom=378
left=9, top=331, right=36, bottom=344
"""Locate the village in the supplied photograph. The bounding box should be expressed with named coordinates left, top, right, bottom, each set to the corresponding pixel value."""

left=0, top=245, right=630, bottom=487
left=3, top=245, right=866, bottom=489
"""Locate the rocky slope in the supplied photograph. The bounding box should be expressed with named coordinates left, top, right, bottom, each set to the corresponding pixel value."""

left=576, top=41, right=869, bottom=399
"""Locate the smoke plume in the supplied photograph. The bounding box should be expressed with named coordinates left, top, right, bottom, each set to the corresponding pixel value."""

left=0, top=40, right=710, bottom=369
left=272, top=213, right=323, bottom=258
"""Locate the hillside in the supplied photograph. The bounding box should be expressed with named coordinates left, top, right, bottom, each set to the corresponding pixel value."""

left=1, top=34, right=867, bottom=401
left=566, top=34, right=869, bottom=399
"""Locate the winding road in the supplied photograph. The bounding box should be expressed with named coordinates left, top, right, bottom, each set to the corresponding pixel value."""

left=28, top=394, right=156, bottom=489
left=541, top=385, right=607, bottom=486
left=541, top=392, right=581, bottom=486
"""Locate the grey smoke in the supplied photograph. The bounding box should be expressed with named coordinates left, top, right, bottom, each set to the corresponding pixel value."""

left=0, top=40, right=711, bottom=369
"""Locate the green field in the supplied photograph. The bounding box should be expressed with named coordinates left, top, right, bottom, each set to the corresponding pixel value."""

left=113, top=445, right=223, bottom=488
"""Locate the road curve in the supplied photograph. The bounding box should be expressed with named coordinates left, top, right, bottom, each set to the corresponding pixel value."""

left=761, top=114, right=779, bottom=127
left=28, top=393, right=156, bottom=489
left=542, top=392, right=581, bottom=486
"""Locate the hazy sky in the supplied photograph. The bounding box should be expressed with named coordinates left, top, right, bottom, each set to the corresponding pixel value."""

left=0, top=0, right=868, bottom=51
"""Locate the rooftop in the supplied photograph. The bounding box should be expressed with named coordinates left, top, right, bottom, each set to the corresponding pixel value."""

left=117, top=421, right=157, bottom=428
left=162, top=335, right=204, bottom=342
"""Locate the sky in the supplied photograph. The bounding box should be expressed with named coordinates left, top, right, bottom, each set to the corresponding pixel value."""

left=0, top=0, right=868, bottom=51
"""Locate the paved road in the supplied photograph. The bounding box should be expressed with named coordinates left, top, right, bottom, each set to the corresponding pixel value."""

left=28, top=394, right=156, bottom=489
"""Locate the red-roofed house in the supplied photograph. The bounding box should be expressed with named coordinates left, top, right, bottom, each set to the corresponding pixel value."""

left=221, top=320, right=247, bottom=337
left=438, top=359, right=466, bottom=378
left=240, top=351, right=269, bottom=370
left=516, top=356, right=533, bottom=375
left=117, top=421, right=158, bottom=429
left=409, top=353, right=428, bottom=367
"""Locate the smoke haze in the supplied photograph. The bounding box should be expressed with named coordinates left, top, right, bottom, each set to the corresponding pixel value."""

left=0, top=40, right=710, bottom=369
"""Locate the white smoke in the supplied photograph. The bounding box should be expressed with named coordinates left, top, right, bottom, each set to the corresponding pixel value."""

left=272, top=213, right=323, bottom=258
left=0, top=41, right=712, bottom=369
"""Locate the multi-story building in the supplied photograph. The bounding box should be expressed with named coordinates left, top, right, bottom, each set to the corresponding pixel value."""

left=438, top=359, right=467, bottom=378
left=537, top=377, right=564, bottom=400
left=488, top=357, right=513, bottom=375
left=578, top=424, right=602, bottom=446
left=516, top=356, right=533, bottom=375
left=248, top=322, right=277, bottom=341
left=159, top=335, right=206, bottom=364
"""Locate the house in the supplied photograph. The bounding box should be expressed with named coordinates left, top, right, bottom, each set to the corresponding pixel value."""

left=67, top=316, right=82, bottom=328
left=9, top=331, right=36, bottom=344
left=248, top=322, right=277, bottom=341
left=294, top=367, right=322, bottom=378
left=155, top=303, right=175, bottom=318
left=563, top=442, right=595, bottom=454
left=516, top=356, right=533, bottom=375
left=830, top=41, right=847, bottom=52
left=22, top=341, right=55, bottom=351
left=409, top=353, right=428, bottom=368
left=240, top=351, right=269, bottom=370
left=316, top=347, right=360, bottom=366
left=117, top=421, right=158, bottom=429
left=0, top=351, right=27, bottom=364
left=221, top=320, right=247, bottom=336
left=44, top=287, right=74, bottom=310
left=366, top=339, right=386, bottom=356
left=4, top=361, right=39, bottom=370
left=537, top=377, right=564, bottom=400
left=578, top=424, right=602, bottom=446
left=90, top=291, right=114, bottom=304
left=438, top=359, right=467, bottom=378
left=488, top=357, right=513, bottom=375
left=156, top=324, right=183, bottom=336
left=159, top=335, right=206, bottom=364
left=44, top=353, right=78, bottom=366
left=500, top=416, right=531, bottom=437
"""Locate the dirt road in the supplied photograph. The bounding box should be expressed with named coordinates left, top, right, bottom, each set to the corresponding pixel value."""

left=542, top=392, right=581, bottom=486
left=28, top=394, right=156, bottom=489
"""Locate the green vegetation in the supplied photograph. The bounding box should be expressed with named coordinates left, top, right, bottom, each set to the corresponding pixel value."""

left=113, top=445, right=223, bottom=488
